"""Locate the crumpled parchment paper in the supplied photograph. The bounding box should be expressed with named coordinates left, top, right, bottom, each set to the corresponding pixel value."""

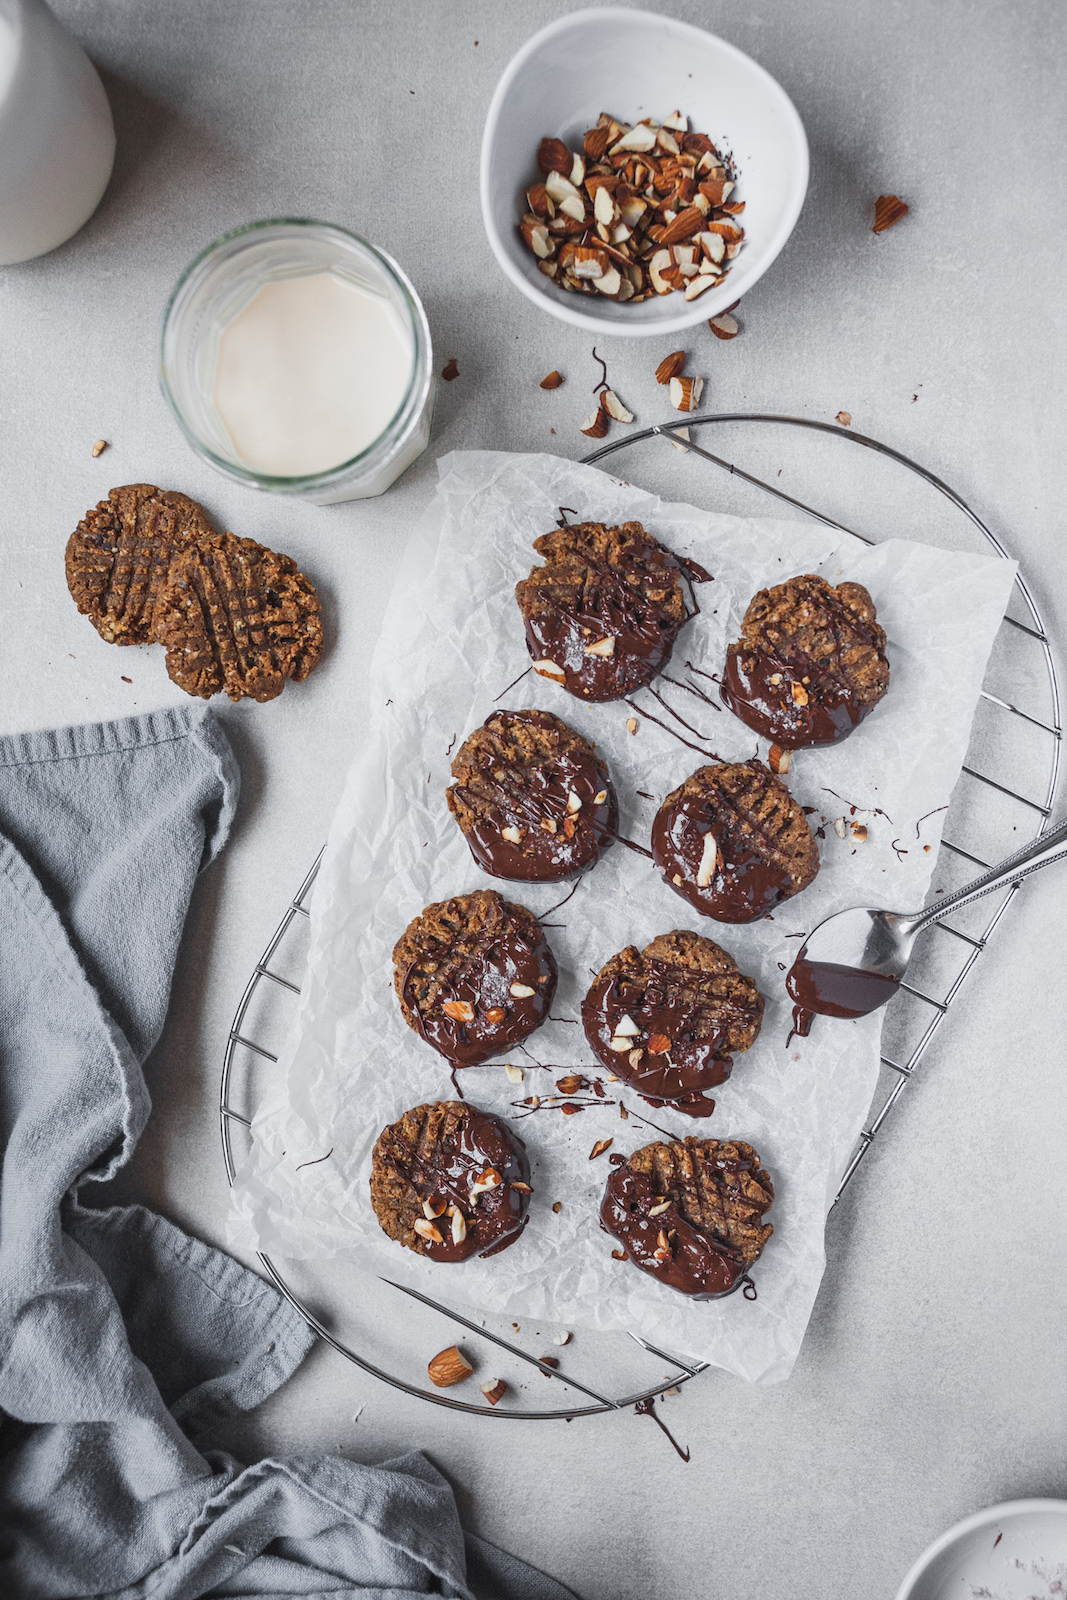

left=228, top=450, right=1017, bottom=1384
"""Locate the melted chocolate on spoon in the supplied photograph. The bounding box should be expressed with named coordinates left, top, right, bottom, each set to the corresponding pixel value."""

left=785, top=956, right=900, bottom=1038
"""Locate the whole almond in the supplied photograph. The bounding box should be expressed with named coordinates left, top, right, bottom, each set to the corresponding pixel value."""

left=538, top=137, right=571, bottom=176
left=655, top=350, right=686, bottom=384
left=428, top=1345, right=473, bottom=1387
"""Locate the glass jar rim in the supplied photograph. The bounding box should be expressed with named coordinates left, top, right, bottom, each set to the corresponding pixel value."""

left=159, top=217, right=432, bottom=490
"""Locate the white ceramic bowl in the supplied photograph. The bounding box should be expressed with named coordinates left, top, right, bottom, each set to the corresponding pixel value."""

left=479, top=7, right=809, bottom=337
left=894, top=1499, right=1067, bottom=1600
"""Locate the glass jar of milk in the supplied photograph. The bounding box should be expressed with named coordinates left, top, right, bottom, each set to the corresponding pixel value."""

left=160, top=219, right=434, bottom=504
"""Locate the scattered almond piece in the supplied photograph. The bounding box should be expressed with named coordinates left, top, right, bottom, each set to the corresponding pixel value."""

left=554, top=1329, right=571, bottom=1344
left=428, top=1345, right=473, bottom=1387
left=481, top=1378, right=508, bottom=1406
left=556, top=1073, right=585, bottom=1094
left=589, top=1138, right=614, bottom=1160
left=91, top=439, right=108, bottom=458
left=611, top=1248, right=629, bottom=1261
left=835, top=411, right=851, bottom=427
left=580, top=406, right=609, bottom=439
left=552, top=1201, right=563, bottom=1214
left=626, top=716, right=638, bottom=735
left=485, top=1006, right=506, bottom=1023
left=708, top=312, right=739, bottom=339
left=768, top=744, right=791, bottom=775
left=540, top=370, right=564, bottom=389
left=669, top=374, right=704, bottom=412
left=872, top=194, right=909, bottom=234
left=584, top=635, right=615, bottom=657
left=852, top=822, right=868, bottom=842
left=509, top=982, right=535, bottom=998
left=414, top=1218, right=444, bottom=1245
left=539, top=1355, right=560, bottom=1372
left=501, top=824, right=524, bottom=844
left=505, top=1064, right=524, bottom=1084
left=532, top=659, right=565, bottom=682
left=655, top=351, right=686, bottom=384
left=442, top=358, right=459, bottom=381
left=600, top=387, right=634, bottom=423
left=649, top=1200, right=672, bottom=1217
left=833, top=817, right=849, bottom=840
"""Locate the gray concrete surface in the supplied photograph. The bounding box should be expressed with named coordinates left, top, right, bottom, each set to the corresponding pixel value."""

left=1, top=3, right=1065, bottom=1596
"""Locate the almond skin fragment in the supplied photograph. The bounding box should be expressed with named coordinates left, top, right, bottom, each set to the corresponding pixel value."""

left=872, top=194, right=909, bottom=233
left=428, top=1345, right=473, bottom=1387
left=589, top=1138, right=614, bottom=1160
left=540, top=370, right=564, bottom=390
left=655, top=350, right=686, bottom=384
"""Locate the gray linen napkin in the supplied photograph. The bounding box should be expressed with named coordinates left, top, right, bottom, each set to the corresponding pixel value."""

left=0, top=706, right=575, bottom=1600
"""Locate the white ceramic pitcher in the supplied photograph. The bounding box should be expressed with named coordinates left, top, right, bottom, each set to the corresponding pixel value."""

left=0, top=0, right=114, bottom=264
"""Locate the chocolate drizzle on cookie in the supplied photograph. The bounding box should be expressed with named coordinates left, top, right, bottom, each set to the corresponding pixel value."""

left=600, top=1137, right=773, bottom=1299
left=393, top=890, right=557, bottom=1067
left=582, top=932, right=764, bottom=1118
left=721, top=573, right=890, bottom=747
left=446, top=710, right=618, bottom=882
left=371, top=1101, right=530, bottom=1262
left=515, top=520, right=710, bottom=703
left=651, top=761, right=820, bottom=923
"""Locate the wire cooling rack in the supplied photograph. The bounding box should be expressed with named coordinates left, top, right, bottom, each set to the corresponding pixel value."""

left=220, top=414, right=1061, bottom=1419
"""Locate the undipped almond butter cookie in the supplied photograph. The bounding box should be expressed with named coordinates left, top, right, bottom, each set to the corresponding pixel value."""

left=65, top=483, right=213, bottom=644
left=154, top=531, right=322, bottom=703
left=65, top=483, right=323, bottom=703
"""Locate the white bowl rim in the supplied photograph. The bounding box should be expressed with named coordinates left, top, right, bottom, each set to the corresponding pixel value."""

left=479, top=5, right=809, bottom=338
left=893, top=1497, right=1067, bottom=1600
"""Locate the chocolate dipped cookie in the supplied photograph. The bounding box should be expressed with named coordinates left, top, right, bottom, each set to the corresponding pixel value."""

left=601, top=1137, right=774, bottom=1298
left=721, top=573, right=890, bottom=747
left=392, top=889, right=557, bottom=1066
left=651, top=760, right=819, bottom=922
left=582, top=931, right=764, bottom=1118
left=371, top=1101, right=530, bottom=1262
left=446, top=709, right=617, bottom=882
left=515, top=519, right=708, bottom=702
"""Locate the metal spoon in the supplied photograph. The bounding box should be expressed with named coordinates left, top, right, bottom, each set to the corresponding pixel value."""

left=786, top=815, right=1067, bottom=1022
